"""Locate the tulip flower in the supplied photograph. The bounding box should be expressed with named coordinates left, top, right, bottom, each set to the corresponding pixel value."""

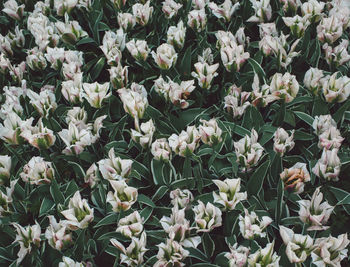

left=132, top=1, right=153, bottom=26
left=213, top=178, right=247, bottom=210
left=312, top=148, right=341, bottom=181
left=321, top=73, right=350, bottom=103
left=98, top=148, right=133, bottom=180
left=167, top=20, right=186, bottom=50
left=21, top=119, right=56, bottom=150
left=20, top=157, right=55, bottom=185
left=107, top=180, right=138, bottom=212
left=151, top=138, right=172, bottom=161
left=208, top=0, right=240, bottom=22
left=162, top=0, right=183, bottom=19
left=82, top=82, right=111, bottom=108
left=239, top=209, right=272, bottom=240
left=58, top=256, right=84, bottom=267
left=312, top=115, right=337, bottom=136
left=152, top=43, right=178, bottom=70
left=304, top=67, right=324, bottom=95
left=273, top=128, right=295, bottom=156
left=117, top=211, right=144, bottom=238
left=126, top=39, right=150, bottom=61
left=0, top=155, right=11, bottom=185
left=193, top=201, right=222, bottom=232
left=269, top=72, right=299, bottom=103
left=247, top=0, right=272, bottom=22
left=280, top=162, right=310, bottom=194
left=225, top=243, right=250, bottom=267
left=58, top=122, right=92, bottom=155
left=170, top=189, right=194, bottom=209
left=45, top=216, right=72, bottom=251
left=199, top=118, right=222, bottom=146
left=187, top=9, right=207, bottom=32
left=317, top=16, right=343, bottom=44
left=168, top=125, right=200, bottom=157
left=154, top=239, right=189, bottom=267
left=0, top=179, right=16, bottom=217
left=247, top=242, right=280, bottom=266
left=118, top=13, right=136, bottom=31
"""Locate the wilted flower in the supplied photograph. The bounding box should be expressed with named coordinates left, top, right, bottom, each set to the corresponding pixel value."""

left=162, top=0, right=183, bottom=19
left=247, top=242, right=280, bottom=266
left=21, top=119, right=56, bottom=150
left=98, top=148, right=133, bottom=180
left=234, top=129, right=264, bottom=170
left=132, top=1, right=153, bottom=26
left=318, top=126, right=344, bottom=150
left=154, top=239, right=189, bottom=267
left=193, top=201, right=222, bottom=232
left=304, top=67, right=324, bottom=95
left=199, top=118, right=222, bottom=146
left=269, top=72, right=299, bottom=103
left=208, top=0, right=240, bottom=22
left=152, top=43, right=178, bottom=70
left=13, top=223, right=41, bottom=264
left=2, top=0, right=24, bottom=21
left=187, top=8, right=207, bottom=32
left=273, top=128, right=295, bottom=156
left=58, top=122, right=92, bottom=155
left=117, top=211, right=143, bottom=238
left=61, top=191, right=94, bottom=230
left=167, top=20, right=186, bottom=50
left=191, top=61, right=219, bottom=90
left=224, top=85, right=251, bottom=118
left=220, top=42, right=250, bottom=72
left=225, top=243, right=250, bottom=267
left=131, top=119, right=155, bottom=148
left=311, top=234, right=349, bottom=267
left=170, top=188, right=194, bottom=209
left=312, top=148, right=341, bottom=181
left=0, top=112, right=32, bottom=145
left=82, top=82, right=111, bottom=108
left=0, top=155, right=11, bottom=185
left=0, top=179, right=16, bottom=217
left=118, top=87, right=148, bottom=121
left=239, top=209, right=272, bottom=240
left=84, top=163, right=99, bottom=188
left=58, top=256, right=84, bottom=267
left=280, top=162, right=311, bottom=194
left=213, top=178, right=247, bottom=210
left=301, top=0, right=325, bottom=23
left=110, top=232, right=148, bottom=267
left=107, top=180, right=138, bottom=212
left=279, top=226, right=314, bottom=263
left=323, top=40, right=350, bottom=67
left=298, top=187, right=334, bottom=231
left=322, top=73, right=350, bottom=103
left=118, top=13, right=136, bottom=31
left=151, top=138, right=172, bottom=161
left=168, top=125, right=200, bottom=157
left=20, top=157, right=54, bottom=185
left=312, top=115, right=337, bottom=136
left=247, top=0, right=272, bottom=22
left=45, top=216, right=72, bottom=251
left=317, top=16, right=343, bottom=44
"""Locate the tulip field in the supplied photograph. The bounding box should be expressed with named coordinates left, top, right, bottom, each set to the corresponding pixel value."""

left=0, top=0, right=350, bottom=266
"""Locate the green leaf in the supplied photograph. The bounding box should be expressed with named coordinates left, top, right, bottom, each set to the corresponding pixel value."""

left=50, top=180, right=65, bottom=205
left=137, top=194, right=156, bottom=207
left=333, top=99, right=350, bottom=124
left=202, top=233, right=215, bottom=259
left=188, top=247, right=209, bottom=262
left=39, top=198, right=55, bottom=217
left=275, top=179, right=284, bottom=224
left=294, top=111, right=314, bottom=126
left=293, top=130, right=314, bottom=141
left=328, top=187, right=350, bottom=205
left=152, top=185, right=168, bottom=202
left=94, top=213, right=119, bottom=228
left=140, top=207, right=153, bottom=223
left=248, top=58, right=266, bottom=78
left=76, top=37, right=97, bottom=46
left=68, top=161, right=85, bottom=179
left=181, top=45, right=192, bottom=76
left=151, top=159, right=164, bottom=185
left=90, top=57, right=106, bottom=81
left=247, top=160, right=270, bottom=196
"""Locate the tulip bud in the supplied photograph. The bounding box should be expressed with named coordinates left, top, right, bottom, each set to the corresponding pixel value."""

left=117, top=211, right=143, bottom=238
left=312, top=148, right=341, bottom=181
left=213, top=178, right=247, bottom=210
left=273, top=128, right=295, bottom=156
left=83, top=82, right=111, bottom=108
left=187, top=9, right=207, bottom=32
left=126, top=39, right=150, bottom=61
left=208, top=0, right=240, bottom=22
left=2, top=0, right=24, bottom=21
left=132, top=1, right=153, bottom=26
left=12, top=222, right=41, bottom=264
left=312, top=115, right=337, bottom=136
left=311, top=234, right=349, bottom=267
left=20, top=157, right=55, bottom=185
left=247, top=242, right=280, bottom=266
left=167, top=20, right=186, bottom=50
left=0, top=155, right=11, bottom=185
left=168, top=125, right=200, bottom=157
left=247, top=0, right=272, bottom=23
left=280, top=162, right=311, bottom=194
left=98, top=148, right=133, bottom=180
left=298, top=187, right=334, bottom=231
left=234, top=129, right=264, bottom=170
left=199, top=118, right=222, bottom=146
left=21, top=119, right=56, bottom=150
left=321, top=73, right=350, bottom=103
left=151, top=138, right=172, bottom=161
left=162, top=0, right=183, bottom=19
left=118, top=13, right=136, bottom=31
left=152, top=43, right=178, bottom=70
left=317, top=16, right=343, bottom=44
left=45, top=216, right=72, bottom=251
left=279, top=226, right=314, bottom=263
left=61, top=191, right=94, bottom=230
left=170, top=188, right=194, bottom=209
left=224, top=85, right=251, bottom=118
left=269, top=72, right=299, bottom=103
left=193, top=201, right=222, bottom=232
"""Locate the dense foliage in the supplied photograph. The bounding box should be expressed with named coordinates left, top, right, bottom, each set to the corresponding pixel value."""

left=0, top=0, right=350, bottom=266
